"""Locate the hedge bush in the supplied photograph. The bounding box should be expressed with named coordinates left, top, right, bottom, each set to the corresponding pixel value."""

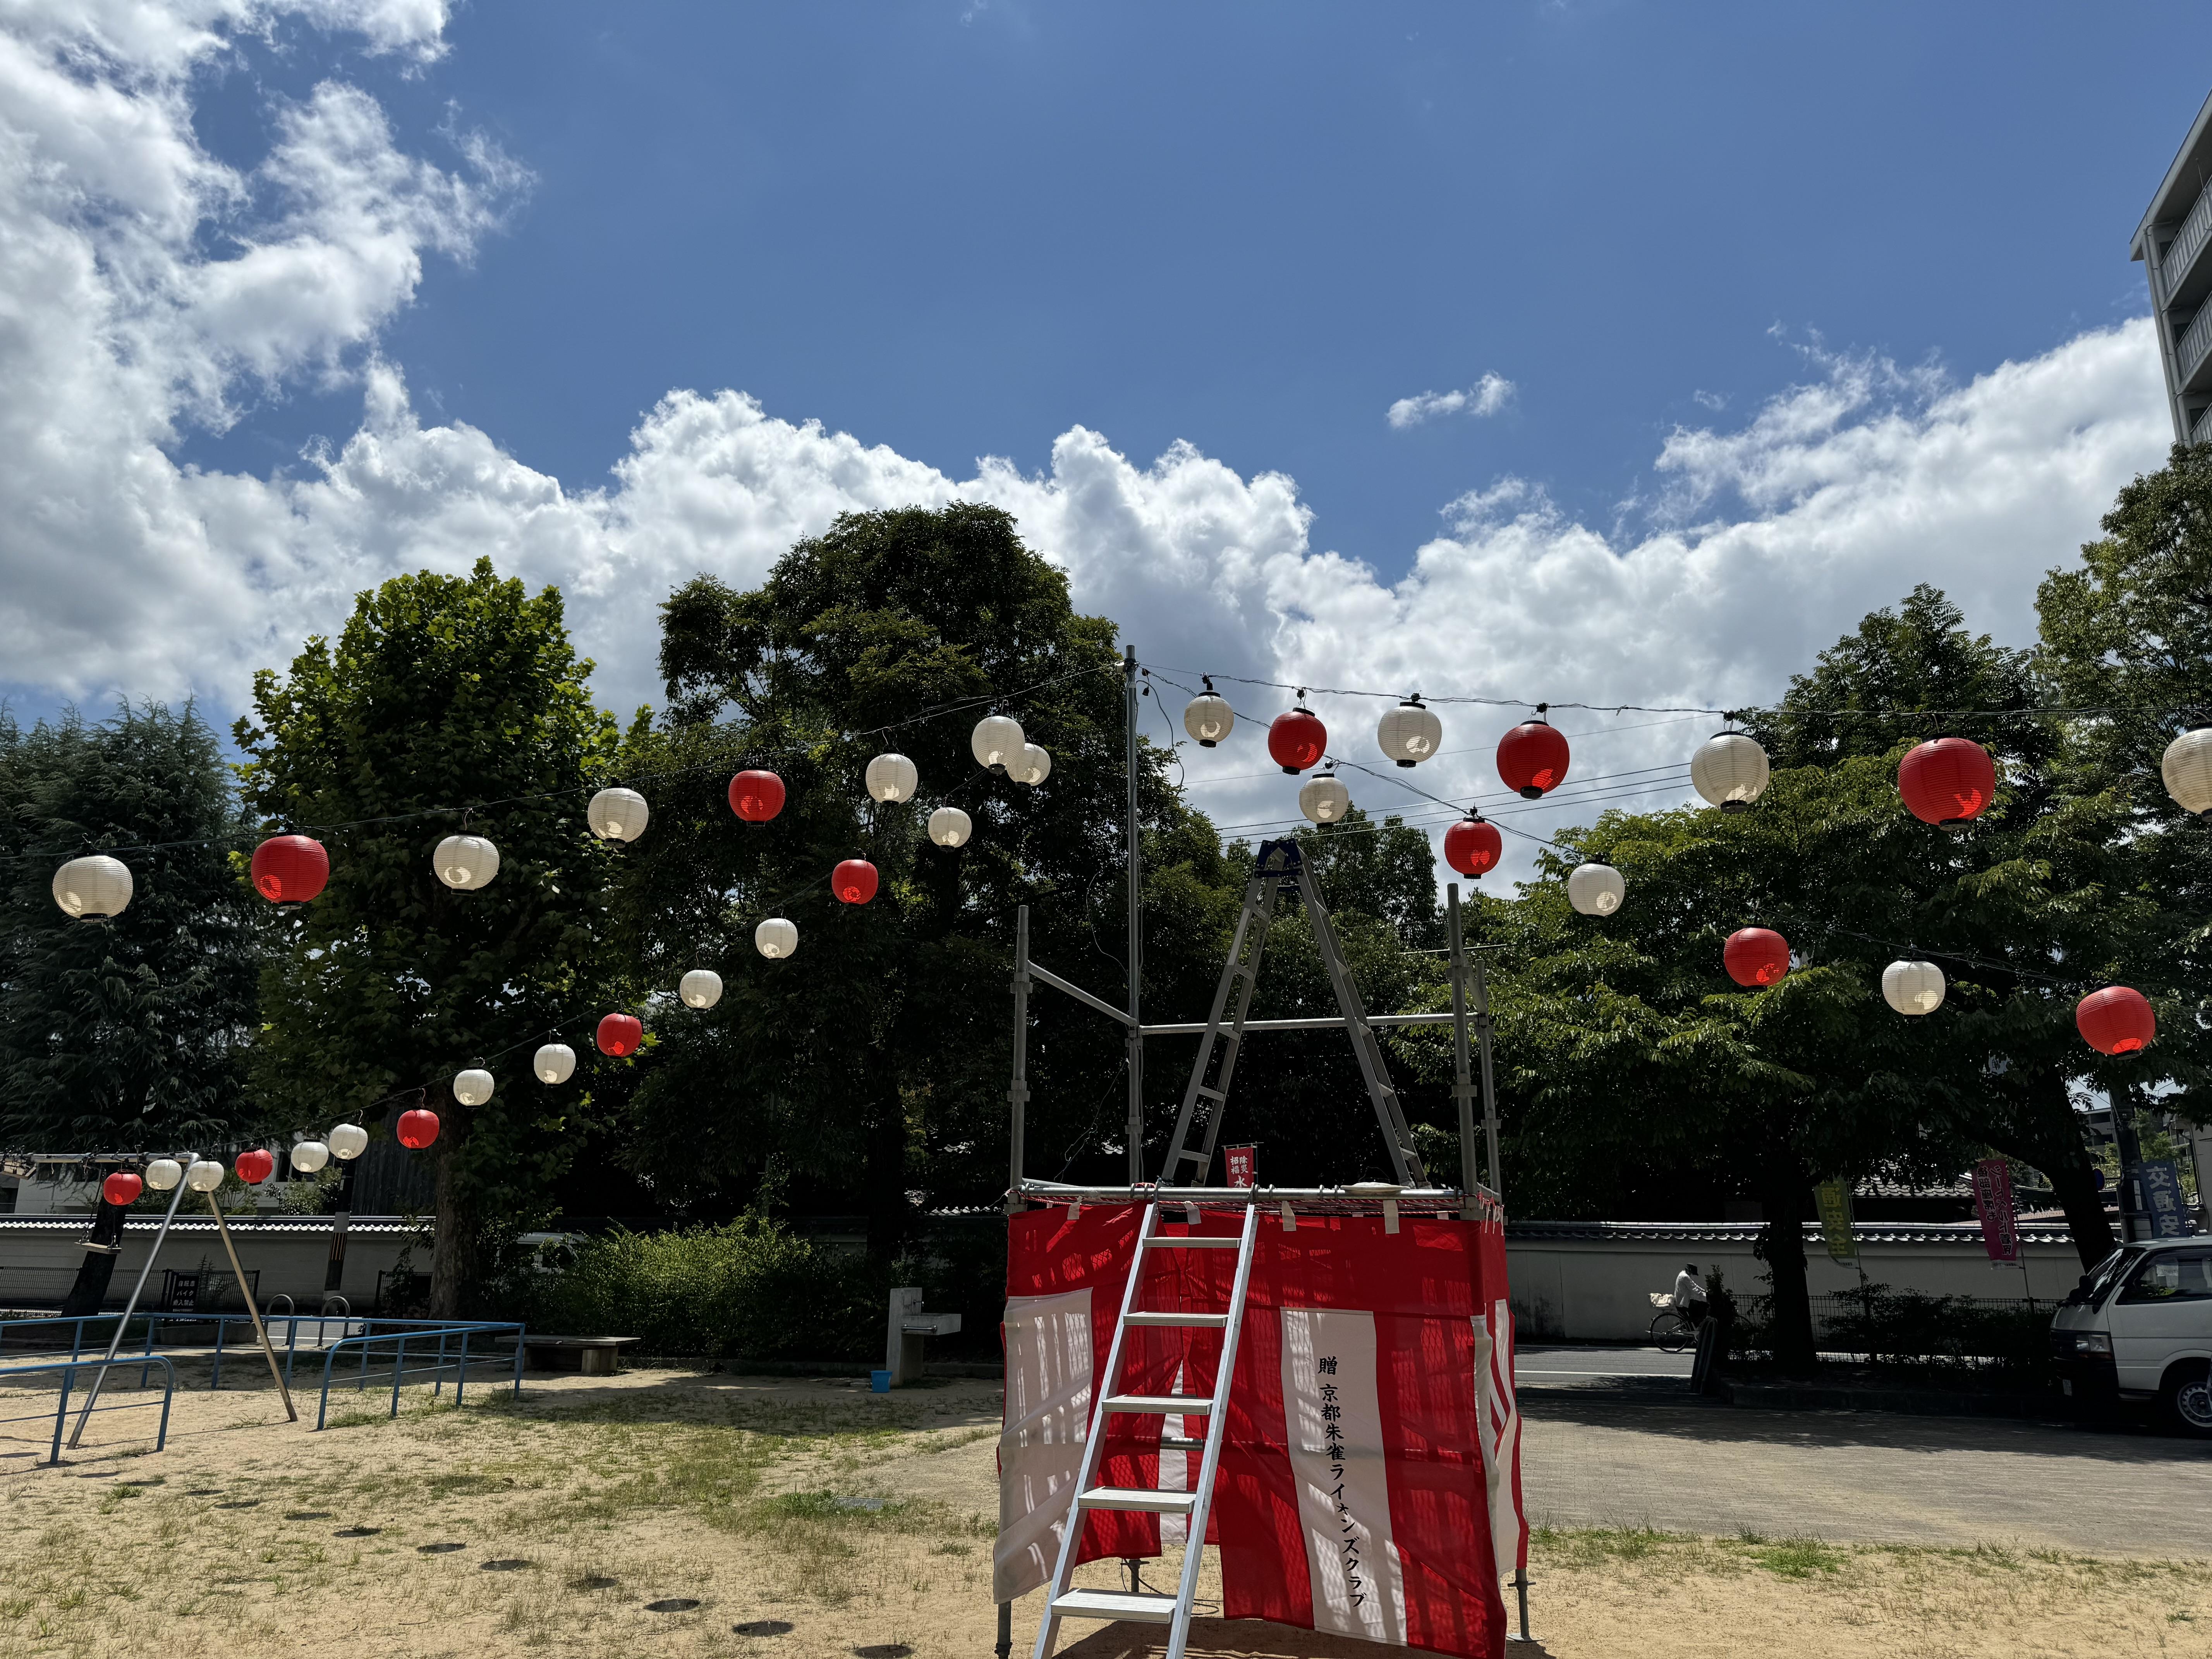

left=515, top=1218, right=878, bottom=1361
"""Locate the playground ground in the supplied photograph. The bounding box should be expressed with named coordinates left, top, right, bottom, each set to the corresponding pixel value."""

left=0, top=1362, right=2207, bottom=1659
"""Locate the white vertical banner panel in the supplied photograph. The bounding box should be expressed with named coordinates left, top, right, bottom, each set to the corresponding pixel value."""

left=994, top=1288, right=1094, bottom=1602
left=1474, top=1300, right=1524, bottom=1576
left=1282, top=1307, right=1407, bottom=1645
left=1158, top=1360, right=1190, bottom=1549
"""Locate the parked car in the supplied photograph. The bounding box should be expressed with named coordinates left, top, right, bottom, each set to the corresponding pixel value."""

left=2051, top=1240, right=2212, bottom=1434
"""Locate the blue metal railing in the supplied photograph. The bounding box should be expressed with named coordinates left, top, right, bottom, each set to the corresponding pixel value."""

left=312, top=1322, right=525, bottom=1430
left=0, top=1353, right=175, bottom=1463
left=0, top=1312, right=523, bottom=1398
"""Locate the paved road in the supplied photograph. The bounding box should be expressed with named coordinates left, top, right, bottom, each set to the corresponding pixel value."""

left=1518, top=1384, right=2212, bottom=1556
left=1517, top=1344, right=1692, bottom=1382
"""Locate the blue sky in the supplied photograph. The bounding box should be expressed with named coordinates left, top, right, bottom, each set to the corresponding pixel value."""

left=0, top=2, right=2199, bottom=867
left=181, top=3, right=2209, bottom=579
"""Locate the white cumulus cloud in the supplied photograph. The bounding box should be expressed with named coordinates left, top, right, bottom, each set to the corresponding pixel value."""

left=1386, top=373, right=1516, bottom=429
left=0, top=2, right=2178, bottom=890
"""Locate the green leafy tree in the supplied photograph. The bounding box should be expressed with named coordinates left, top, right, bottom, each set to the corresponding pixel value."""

left=0, top=703, right=258, bottom=1151
left=2038, top=445, right=2212, bottom=1160
left=620, top=504, right=1240, bottom=1259
left=235, top=560, right=622, bottom=1316
left=1755, top=583, right=2154, bottom=1266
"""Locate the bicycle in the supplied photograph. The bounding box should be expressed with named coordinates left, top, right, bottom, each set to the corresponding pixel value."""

left=1647, top=1294, right=1702, bottom=1354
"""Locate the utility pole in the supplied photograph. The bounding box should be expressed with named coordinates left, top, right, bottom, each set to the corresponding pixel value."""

left=1124, top=645, right=1144, bottom=1184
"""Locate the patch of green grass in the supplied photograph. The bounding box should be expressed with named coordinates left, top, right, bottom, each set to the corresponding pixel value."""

left=1745, top=1538, right=1847, bottom=1579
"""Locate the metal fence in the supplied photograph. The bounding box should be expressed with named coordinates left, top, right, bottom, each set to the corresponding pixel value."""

left=0, top=1353, right=175, bottom=1463
left=312, top=1322, right=524, bottom=1429
left=0, top=1311, right=524, bottom=1403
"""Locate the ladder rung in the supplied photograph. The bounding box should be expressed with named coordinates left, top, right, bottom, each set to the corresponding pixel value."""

left=1195, top=1085, right=1226, bottom=1101
left=1159, top=1435, right=1205, bottom=1451
left=1174, top=1148, right=1209, bottom=1164
left=1140, top=1235, right=1240, bottom=1249
left=1104, top=1394, right=1212, bottom=1414
left=1052, top=1589, right=1176, bottom=1624
left=1123, top=1312, right=1228, bottom=1328
left=1079, top=1487, right=1197, bottom=1513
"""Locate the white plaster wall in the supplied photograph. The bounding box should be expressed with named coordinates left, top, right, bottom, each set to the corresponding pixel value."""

left=1504, top=1231, right=2083, bottom=1342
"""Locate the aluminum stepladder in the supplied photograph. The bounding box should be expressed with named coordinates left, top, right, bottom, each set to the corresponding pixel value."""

left=1158, top=873, right=1283, bottom=1187
left=1031, top=1200, right=1261, bottom=1659
left=1161, top=838, right=1429, bottom=1187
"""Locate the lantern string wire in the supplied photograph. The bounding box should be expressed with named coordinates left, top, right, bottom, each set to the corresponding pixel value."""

left=1820, top=926, right=2090, bottom=993
left=12, top=661, right=1118, bottom=868
left=1147, top=664, right=2169, bottom=725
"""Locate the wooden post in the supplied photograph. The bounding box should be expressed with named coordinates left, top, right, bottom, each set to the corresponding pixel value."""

left=205, top=1193, right=297, bottom=1422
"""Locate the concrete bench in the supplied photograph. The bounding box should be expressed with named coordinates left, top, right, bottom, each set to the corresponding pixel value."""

left=502, top=1334, right=639, bottom=1376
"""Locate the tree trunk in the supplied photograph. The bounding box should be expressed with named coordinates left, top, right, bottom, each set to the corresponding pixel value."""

left=59, top=1198, right=130, bottom=1317
left=1758, top=1147, right=1816, bottom=1375
left=862, top=1043, right=910, bottom=1266
left=428, top=1139, right=474, bottom=1319
left=1986, top=1066, right=2118, bottom=1272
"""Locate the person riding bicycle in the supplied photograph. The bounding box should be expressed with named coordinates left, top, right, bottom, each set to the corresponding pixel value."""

left=1672, top=1263, right=1709, bottom=1324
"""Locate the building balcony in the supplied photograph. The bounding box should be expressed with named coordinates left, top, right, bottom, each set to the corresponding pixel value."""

left=2162, top=182, right=2212, bottom=311
left=2178, top=297, right=2212, bottom=396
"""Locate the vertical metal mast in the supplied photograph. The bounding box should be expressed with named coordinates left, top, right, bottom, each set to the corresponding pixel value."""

left=1473, top=933, right=1502, bottom=1197
left=1124, top=645, right=1144, bottom=1183
left=1008, top=905, right=1031, bottom=1211
left=1446, top=884, right=1480, bottom=1200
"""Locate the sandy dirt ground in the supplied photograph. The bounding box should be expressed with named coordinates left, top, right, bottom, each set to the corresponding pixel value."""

left=1, top=1360, right=2208, bottom=1659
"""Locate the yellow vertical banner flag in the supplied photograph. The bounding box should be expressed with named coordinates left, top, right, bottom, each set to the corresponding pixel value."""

left=1814, top=1179, right=1857, bottom=1262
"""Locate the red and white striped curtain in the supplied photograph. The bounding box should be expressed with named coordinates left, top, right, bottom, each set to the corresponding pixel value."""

left=996, top=1204, right=1526, bottom=1659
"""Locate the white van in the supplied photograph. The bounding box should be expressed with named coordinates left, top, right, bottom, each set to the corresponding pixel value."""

left=2051, top=1240, right=2212, bottom=1434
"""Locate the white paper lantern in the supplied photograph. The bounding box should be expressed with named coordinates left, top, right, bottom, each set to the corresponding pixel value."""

left=928, top=806, right=972, bottom=847
left=289, top=1141, right=330, bottom=1175
left=865, top=753, right=919, bottom=803
left=2162, top=728, right=2212, bottom=816
left=1376, top=699, right=1442, bottom=768
left=971, top=714, right=1025, bottom=771
left=452, top=1068, right=495, bottom=1106
left=534, top=1043, right=577, bottom=1084
left=1690, top=732, right=1771, bottom=812
left=587, top=787, right=650, bottom=842
left=1299, top=773, right=1352, bottom=824
left=1012, top=743, right=1052, bottom=786
left=1183, top=692, right=1235, bottom=748
left=146, top=1158, right=183, bottom=1192
left=433, top=834, right=500, bottom=890
left=185, top=1159, right=226, bottom=1193
left=1568, top=862, right=1626, bottom=916
left=681, top=968, right=724, bottom=1009
left=328, top=1123, right=369, bottom=1161
left=755, top=917, right=799, bottom=959
left=1881, top=959, right=1946, bottom=1016
left=52, top=855, right=133, bottom=919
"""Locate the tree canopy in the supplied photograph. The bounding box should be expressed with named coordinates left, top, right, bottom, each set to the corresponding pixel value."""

left=235, top=559, right=622, bottom=1314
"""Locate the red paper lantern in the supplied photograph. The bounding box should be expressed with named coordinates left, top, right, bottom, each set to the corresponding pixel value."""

left=101, top=1172, right=143, bottom=1207
left=728, top=770, right=787, bottom=822
left=833, top=858, right=880, bottom=905
left=2076, top=986, right=2155, bottom=1055
left=1497, top=719, right=1571, bottom=799
left=249, top=835, right=329, bottom=903
left=1443, top=815, right=1503, bottom=877
left=1723, top=927, right=1791, bottom=988
left=597, top=1012, right=644, bottom=1057
left=1267, top=709, right=1328, bottom=775
left=1897, top=737, right=1996, bottom=826
left=395, top=1109, right=441, bottom=1151
left=234, top=1148, right=275, bottom=1184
